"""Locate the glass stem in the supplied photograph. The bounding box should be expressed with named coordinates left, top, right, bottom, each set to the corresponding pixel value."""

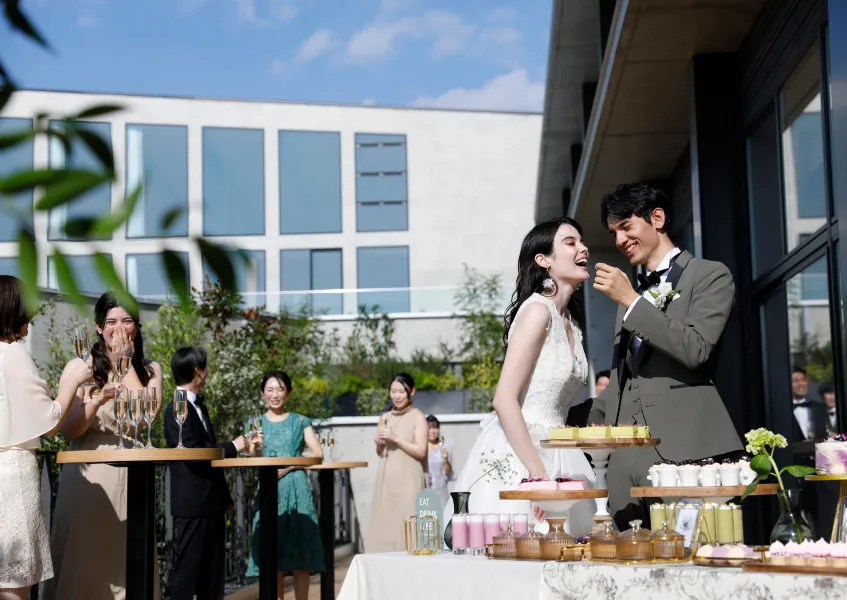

left=146, top=422, right=152, bottom=448
left=178, top=423, right=184, bottom=448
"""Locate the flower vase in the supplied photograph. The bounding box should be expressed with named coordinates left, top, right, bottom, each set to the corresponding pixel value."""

left=770, top=489, right=813, bottom=543
left=444, top=491, right=471, bottom=550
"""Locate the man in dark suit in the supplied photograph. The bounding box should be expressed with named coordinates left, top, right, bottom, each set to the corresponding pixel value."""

left=791, top=367, right=828, bottom=442
left=164, top=347, right=249, bottom=600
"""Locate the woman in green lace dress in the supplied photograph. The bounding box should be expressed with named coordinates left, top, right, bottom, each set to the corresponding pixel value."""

left=247, top=370, right=324, bottom=600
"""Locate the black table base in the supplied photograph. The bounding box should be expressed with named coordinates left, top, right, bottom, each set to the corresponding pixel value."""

left=126, top=463, right=156, bottom=600
left=318, top=470, right=335, bottom=600
left=258, top=465, right=280, bottom=600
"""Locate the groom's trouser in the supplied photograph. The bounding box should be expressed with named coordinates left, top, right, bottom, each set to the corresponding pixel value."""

left=607, top=446, right=660, bottom=532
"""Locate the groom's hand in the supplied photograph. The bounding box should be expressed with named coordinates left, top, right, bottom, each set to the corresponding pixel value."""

left=594, top=263, right=640, bottom=307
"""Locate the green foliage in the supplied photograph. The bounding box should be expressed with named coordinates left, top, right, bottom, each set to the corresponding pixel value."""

left=453, top=265, right=506, bottom=362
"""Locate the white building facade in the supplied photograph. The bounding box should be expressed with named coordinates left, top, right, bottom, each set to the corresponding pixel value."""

left=1, top=90, right=542, bottom=356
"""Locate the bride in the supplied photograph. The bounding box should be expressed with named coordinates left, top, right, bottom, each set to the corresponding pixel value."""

left=447, top=217, right=596, bottom=536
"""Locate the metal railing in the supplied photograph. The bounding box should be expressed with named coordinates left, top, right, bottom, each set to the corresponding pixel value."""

left=33, top=451, right=360, bottom=599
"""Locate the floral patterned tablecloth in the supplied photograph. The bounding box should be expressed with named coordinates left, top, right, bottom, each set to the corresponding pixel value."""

left=541, top=561, right=847, bottom=600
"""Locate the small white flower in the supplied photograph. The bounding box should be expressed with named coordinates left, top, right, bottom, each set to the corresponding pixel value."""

left=657, top=281, right=673, bottom=296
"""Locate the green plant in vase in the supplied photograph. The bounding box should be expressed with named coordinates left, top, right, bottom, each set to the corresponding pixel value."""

left=741, top=428, right=816, bottom=542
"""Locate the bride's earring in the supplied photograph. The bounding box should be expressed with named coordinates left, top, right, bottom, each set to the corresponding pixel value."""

left=541, top=269, right=555, bottom=296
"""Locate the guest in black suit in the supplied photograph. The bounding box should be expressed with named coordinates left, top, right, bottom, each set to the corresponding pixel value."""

left=163, top=347, right=252, bottom=600
left=791, top=367, right=828, bottom=442
left=819, top=382, right=838, bottom=435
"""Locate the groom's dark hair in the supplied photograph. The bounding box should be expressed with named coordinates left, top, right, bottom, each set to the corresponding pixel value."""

left=600, top=182, right=673, bottom=234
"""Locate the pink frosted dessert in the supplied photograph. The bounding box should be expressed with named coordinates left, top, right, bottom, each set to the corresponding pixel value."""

left=831, top=542, right=847, bottom=567
left=810, top=538, right=831, bottom=565
left=815, top=434, right=847, bottom=475
left=555, top=477, right=587, bottom=490
left=768, top=541, right=787, bottom=565
left=518, top=478, right=558, bottom=491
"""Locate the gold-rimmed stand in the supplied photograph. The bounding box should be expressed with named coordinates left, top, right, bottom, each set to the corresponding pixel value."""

left=805, top=474, right=847, bottom=542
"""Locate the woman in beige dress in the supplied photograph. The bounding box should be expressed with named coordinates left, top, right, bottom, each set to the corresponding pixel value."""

left=0, top=276, right=92, bottom=600
left=46, top=293, right=163, bottom=600
left=365, top=373, right=428, bottom=553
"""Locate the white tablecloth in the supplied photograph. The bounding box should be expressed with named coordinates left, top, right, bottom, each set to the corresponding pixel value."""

left=540, top=561, right=847, bottom=600
left=336, top=553, right=544, bottom=600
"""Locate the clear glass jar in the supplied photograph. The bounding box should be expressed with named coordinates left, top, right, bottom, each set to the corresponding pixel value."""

left=650, top=521, right=685, bottom=561
left=616, top=519, right=654, bottom=562
left=491, top=524, right=517, bottom=559
left=589, top=521, right=618, bottom=560
left=515, top=524, right=544, bottom=560
left=540, top=519, right=577, bottom=561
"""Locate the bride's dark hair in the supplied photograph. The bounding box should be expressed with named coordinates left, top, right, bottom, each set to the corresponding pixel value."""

left=503, top=217, right=586, bottom=347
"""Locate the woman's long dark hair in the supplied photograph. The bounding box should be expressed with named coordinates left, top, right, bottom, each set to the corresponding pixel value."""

left=503, top=217, right=585, bottom=347
left=90, top=292, right=152, bottom=388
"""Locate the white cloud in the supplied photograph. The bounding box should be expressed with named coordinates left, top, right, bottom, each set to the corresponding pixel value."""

left=269, top=58, right=286, bottom=75
left=488, top=6, right=519, bottom=23
left=345, top=11, right=476, bottom=64
left=76, top=15, right=99, bottom=27
left=294, top=29, right=334, bottom=64
left=270, top=0, right=297, bottom=22
left=412, top=68, right=544, bottom=112
left=233, top=0, right=268, bottom=26
left=478, top=27, right=521, bottom=47
left=362, top=98, right=377, bottom=106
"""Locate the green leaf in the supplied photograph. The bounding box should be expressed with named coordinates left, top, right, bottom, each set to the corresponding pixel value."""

left=781, top=465, right=817, bottom=478
left=3, top=0, right=51, bottom=49
left=50, top=250, right=86, bottom=309
left=750, top=453, right=771, bottom=476
left=91, top=182, right=142, bottom=236
left=162, top=251, right=191, bottom=312
left=74, top=104, right=123, bottom=119
left=16, top=229, right=38, bottom=315
left=0, top=169, right=68, bottom=194
left=197, top=239, right=236, bottom=291
left=62, top=217, right=97, bottom=238
left=741, top=475, right=764, bottom=500
left=75, top=127, right=114, bottom=171
left=35, top=170, right=112, bottom=211
left=159, top=207, right=184, bottom=231
left=92, top=253, right=138, bottom=314
left=0, top=127, right=35, bottom=150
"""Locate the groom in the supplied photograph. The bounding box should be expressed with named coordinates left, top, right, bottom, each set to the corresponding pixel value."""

left=589, top=182, right=743, bottom=528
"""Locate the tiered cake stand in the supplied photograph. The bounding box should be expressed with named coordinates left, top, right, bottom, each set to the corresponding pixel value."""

left=499, top=489, right=608, bottom=530
left=540, top=437, right=661, bottom=522
left=630, top=484, right=780, bottom=506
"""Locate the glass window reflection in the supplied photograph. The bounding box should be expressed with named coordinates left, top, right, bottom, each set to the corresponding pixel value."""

left=357, top=246, right=410, bottom=313
left=280, top=249, right=342, bottom=314
left=0, top=257, right=19, bottom=277
left=203, top=249, right=266, bottom=309
left=126, top=252, right=189, bottom=302
left=279, top=131, right=342, bottom=234
left=202, top=127, right=265, bottom=236
left=355, top=133, right=408, bottom=233
left=126, top=124, right=189, bottom=238
left=48, top=121, right=112, bottom=241
left=781, top=43, right=827, bottom=254
left=0, top=118, right=34, bottom=241
left=747, top=105, right=785, bottom=277
left=47, top=254, right=110, bottom=295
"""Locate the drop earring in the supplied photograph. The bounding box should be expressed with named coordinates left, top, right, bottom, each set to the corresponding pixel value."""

left=541, top=269, right=555, bottom=296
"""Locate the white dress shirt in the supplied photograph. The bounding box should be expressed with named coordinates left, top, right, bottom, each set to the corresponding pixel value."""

left=828, top=408, right=837, bottom=433
left=793, top=398, right=813, bottom=440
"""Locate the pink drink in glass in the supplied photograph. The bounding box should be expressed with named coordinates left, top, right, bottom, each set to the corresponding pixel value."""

left=513, top=513, right=529, bottom=535
left=499, top=513, right=511, bottom=532
left=452, top=515, right=469, bottom=554
left=484, top=514, right=500, bottom=545
left=468, top=514, right=485, bottom=553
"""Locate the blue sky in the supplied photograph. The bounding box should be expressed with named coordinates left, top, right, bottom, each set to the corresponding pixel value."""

left=4, top=0, right=552, bottom=111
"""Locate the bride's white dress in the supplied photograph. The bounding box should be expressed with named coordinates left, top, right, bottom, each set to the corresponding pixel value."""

left=447, top=293, right=596, bottom=536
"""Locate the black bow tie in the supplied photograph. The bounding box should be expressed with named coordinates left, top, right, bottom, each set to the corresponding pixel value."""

left=637, top=269, right=668, bottom=292
left=794, top=400, right=813, bottom=408
left=195, top=393, right=206, bottom=407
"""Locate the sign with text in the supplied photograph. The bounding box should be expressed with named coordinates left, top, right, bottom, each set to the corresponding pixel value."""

left=414, top=488, right=443, bottom=552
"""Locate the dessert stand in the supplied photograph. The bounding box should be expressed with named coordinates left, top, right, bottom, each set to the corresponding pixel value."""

left=804, top=474, right=847, bottom=542
left=630, top=484, right=780, bottom=507
left=540, top=437, right=661, bottom=522
left=499, top=488, right=608, bottom=533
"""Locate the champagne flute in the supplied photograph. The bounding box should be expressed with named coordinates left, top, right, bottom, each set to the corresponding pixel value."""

left=113, top=343, right=133, bottom=387
left=74, top=326, right=93, bottom=388
left=174, top=389, right=189, bottom=449
left=252, top=413, right=263, bottom=438
left=129, top=389, right=145, bottom=447
left=143, top=388, right=157, bottom=449
left=114, top=390, right=129, bottom=450
left=327, top=435, right=335, bottom=461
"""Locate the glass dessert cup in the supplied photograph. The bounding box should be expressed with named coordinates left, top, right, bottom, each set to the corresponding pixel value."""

left=539, top=518, right=578, bottom=561
left=589, top=521, right=618, bottom=561
left=515, top=525, right=544, bottom=560
left=651, top=521, right=686, bottom=562
left=489, top=524, right=518, bottom=559
left=616, top=520, right=654, bottom=563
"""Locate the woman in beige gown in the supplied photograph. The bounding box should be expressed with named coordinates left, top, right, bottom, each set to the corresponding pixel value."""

left=45, top=293, right=163, bottom=600
left=365, top=373, right=428, bottom=553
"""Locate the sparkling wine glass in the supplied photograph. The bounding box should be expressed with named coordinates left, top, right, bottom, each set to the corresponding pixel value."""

left=113, top=343, right=133, bottom=387
left=143, top=388, right=158, bottom=449
left=129, top=389, right=145, bottom=447
left=174, top=389, right=189, bottom=449
left=114, top=391, right=129, bottom=450
left=74, top=326, right=94, bottom=388
left=252, top=413, right=263, bottom=438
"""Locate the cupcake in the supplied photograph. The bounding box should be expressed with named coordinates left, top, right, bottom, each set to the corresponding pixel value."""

left=810, top=538, right=831, bottom=566
left=768, top=541, right=787, bottom=565
left=783, top=541, right=805, bottom=566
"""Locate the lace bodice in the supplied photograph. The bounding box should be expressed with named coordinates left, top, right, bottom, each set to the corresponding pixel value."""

left=508, top=293, right=588, bottom=428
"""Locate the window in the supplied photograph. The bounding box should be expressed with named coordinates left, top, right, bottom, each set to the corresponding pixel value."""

left=47, top=254, right=111, bottom=295
left=279, top=131, right=341, bottom=234
left=356, top=246, right=409, bottom=313
left=48, top=121, right=112, bottom=241
left=747, top=105, right=785, bottom=277
left=202, top=127, right=265, bottom=236
left=126, top=253, right=189, bottom=302
left=0, top=257, right=19, bottom=277
left=280, top=249, right=343, bottom=315
left=355, top=133, right=408, bottom=232
left=0, top=118, right=34, bottom=241
left=203, top=250, right=266, bottom=308
left=126, top=124, right=189, bottom=238
left=781, top=43, right=827, bottom=253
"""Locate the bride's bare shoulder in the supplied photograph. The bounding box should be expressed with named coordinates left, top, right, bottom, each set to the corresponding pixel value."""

left=511, top=301, right=551, bottom=336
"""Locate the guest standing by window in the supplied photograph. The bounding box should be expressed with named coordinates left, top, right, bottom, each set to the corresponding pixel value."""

left=47, top=292, right=163, bottom=600
left=246, top=370, right=323, bottom=600
left=425, top=415, right=453, bottom=509
left=365, top=373, right=428, bottom=553
left=0, top=276, right=92, bottom=600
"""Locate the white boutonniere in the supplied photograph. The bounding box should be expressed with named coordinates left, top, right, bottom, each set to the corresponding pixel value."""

left=648, top=277, right=681, bottom=310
